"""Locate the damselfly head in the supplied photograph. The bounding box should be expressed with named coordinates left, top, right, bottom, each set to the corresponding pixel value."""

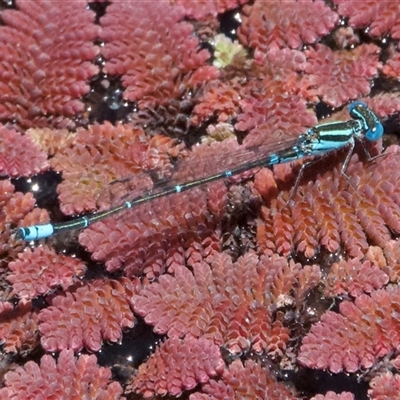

left=348, top=101, right=384, bottom=141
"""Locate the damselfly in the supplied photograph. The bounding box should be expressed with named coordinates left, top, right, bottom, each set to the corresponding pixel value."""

left=16, top=101, right=383, bottom=241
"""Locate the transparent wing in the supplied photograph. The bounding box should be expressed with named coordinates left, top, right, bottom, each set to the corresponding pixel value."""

left=99, top=137, right=302, bottom=210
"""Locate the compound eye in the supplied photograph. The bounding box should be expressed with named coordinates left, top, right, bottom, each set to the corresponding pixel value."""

left=365, top=121, right=384, bottom=141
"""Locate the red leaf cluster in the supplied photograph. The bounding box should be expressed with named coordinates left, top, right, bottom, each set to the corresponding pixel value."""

left=190, top=359, right=297, bottom=400
left=79, top=140, right=258, bottom=276
left=0, top=301, right=39, bottom=354
left=191, top=79, right=243, bottom=126
left=79, top=174, right=225, bottom=276
left=257, top=146, right=400, bottom=260
left=0, top=180, right=49, bottom=261
left=193, top=48, right=309, bottom=131
left=298, top=286, right=400, bottom=373
left=1, top=1, right=400, bottom=398
left=8, top=246, right=86, bottom=300
left=311, top=392, right=355, bottom=400
left=0, top=0, right=99, bottom=128
left=100, top=1, right=218, bottom=108
left=132, top=252, right=318, bottom=355
left=0, top=180, right=43, bottom=237
left=236, top=93, right=317, bottom=147
left=364, top=95, right=400, bottom=119
left=0, top=349, right=123, bottom=400
left=171, top=0, right=249, bottom=20
left=39, top=278, right=137, bottom=352
left=238, top=0, right=338, bottom=53
left=132, top=336, right=225, bottom=398
left=325, top=259, right=389, bottom=298
left=300, top=44, right=381, bottom=107
left=369, top=372, right=400, bottom=400
left=0, top=126, right=48, bottom=177
left=381, top=47, right=400, bottom=79
left=333, top=0, right=400, bottom=39
left=50, top=122, right=181, bottom=216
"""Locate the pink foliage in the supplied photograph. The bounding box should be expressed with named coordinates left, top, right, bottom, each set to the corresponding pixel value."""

left=379, top=240, right=400, bottom=282
left=2, top=0, right=400, bottom=398
left=381, top=47, right=400, bottom=79
left=257, top=146, right=400, bottom=260
left=39, top=278, right=137, bottom=352
left=132, top=336, right=225, bottom=398
left=192, top=79, right=242, bottom=126
left=0, top=126, right=48, bottom=177
left=363, top=94, right=400, bottom=119
left=0, top=0, right=99, bottom=128
left=0, top=180, right=46, bottom=237
left=238, top=0, right=338, bottom=53
left=50, top=122, right=181, bottom=216
left=190, top=359, right=297, bottom=400
left=333, top=0, right=400, bottom=39
left=301, top=44, right=381, bottom=107
left=132, top=252, right=315, bottom=355
left=80, top=140, right=256, bottom=276
left=172, top=0, right=249, bottom=19
left=369, top=372, right=400, bottom=400
left=325, top=259, right=389, bottom=298
left=79, top=182, right=224, bottom=277
left=0, top=300, right=39, bottom=354
left=236, top=93, right=317, bottom=147
left=298, top=287, right=400, bottom=373
left=311, top=392, right=355, bottom=400
left=7, top=246, right=86, bottom=300
left=0, top=349, right=123, bottom=400
left=193, top=48, right=309, bottom=129
left=0, top=180, right=49, bottom=261
left=100, top=1, right=218, bottom=108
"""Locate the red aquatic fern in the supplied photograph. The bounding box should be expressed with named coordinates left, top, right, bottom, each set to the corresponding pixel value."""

left=298, top=286, right=400, bottom=373
left=0, top=126, right=48, bottom=177
left=361, top=94, right=400, bottom=119
left=132, top=336, right=225, bottom=398
left=368, top=372, right=400, bottom=400
left=378, top=240, right=400, bottom=282
left=300, top=44, right=381, bottom=107
left=0, top=300, right=39, bottom=354
left=39, top=278, right=137, bottom=352
left=0, top=180, right=49, bottom=262
left=0, top=0, right=99, bottom=129
left=171, top=0, right=249, bottom=20
left=311, top=392, right=355, bottom=400
left=193, top=48, right=308, bottom=128
left=100, top=1, right=218, bottom=109
left=132, top=251, right=318, bottom=355
left=0, top=349, right=123, bottom=400
left=333, top=0, right=400, bottom=39
left=7, top=246, right=86, bottom=300
left=79, top=182, right=224, bottom=278
left=324, top=258, right=389, bottom=298
left=79, top=140, right=258, bottom=276
left=381, top=46, right=400, bottom=79
left=51, top=122, right=181, bottom=216
left=236, top=93, right=317, bottom=147
left=191, top=79, right=242, bottom=126
left=256, top=146, right=400, bottom=260
left=27, top=127, right=75, bottom=157
left=0, top=180, right=47, bottom=236
left=238, top=0, right=338, bottom=53
left=190, top=359, right=298, bottom=400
